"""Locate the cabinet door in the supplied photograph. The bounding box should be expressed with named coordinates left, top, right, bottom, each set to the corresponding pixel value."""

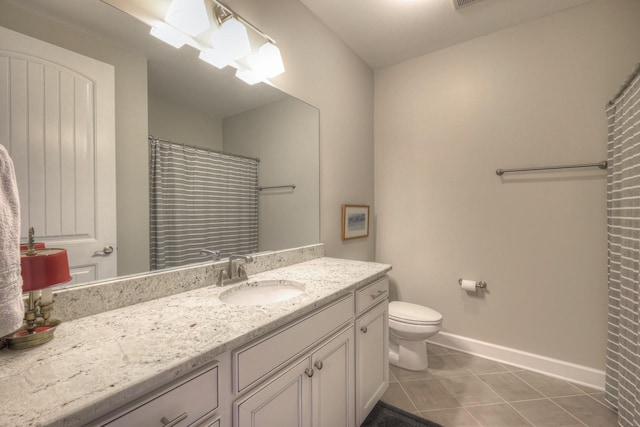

left=311, top=326, right=354, bottom=427
left=234, top=357, right=312, bottom=427
left=355, top=301, right=389, bottom=426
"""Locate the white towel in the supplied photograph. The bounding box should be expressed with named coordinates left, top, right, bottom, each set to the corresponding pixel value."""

left=0, top=144, right=24, bottom=337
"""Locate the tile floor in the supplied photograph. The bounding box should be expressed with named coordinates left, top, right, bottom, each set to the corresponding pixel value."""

left=382, top=343, right=618, bottom=427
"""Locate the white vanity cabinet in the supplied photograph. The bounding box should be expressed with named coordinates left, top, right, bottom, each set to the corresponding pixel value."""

left=355, top=277, right=389, bottom=425
left=233, top=326, right=354, bottom=427
left=231, top=276, right=389, bottom=427
left=232, top=294, right=355, bottom=427
left=96, top=362, right=221, bottom=427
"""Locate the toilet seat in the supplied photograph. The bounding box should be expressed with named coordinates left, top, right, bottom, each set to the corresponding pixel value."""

left=389, top=301, right=442, bottom=326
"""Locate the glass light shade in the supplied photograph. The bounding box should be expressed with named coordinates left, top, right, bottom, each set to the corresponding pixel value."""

left=212, top=18, right=251, bottom=60
left=150, top=25, right=188, bottom=48
left=199, top=49, right=233, bottom=69
left=248, top=42, right=285, bottom=79
left=235, top=69, right=262, bottom=85
left=165, top=0, right=210, bottom=37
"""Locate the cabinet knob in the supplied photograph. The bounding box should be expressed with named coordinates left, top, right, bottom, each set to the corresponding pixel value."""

left=314, top=360, right=323, bottom=370
left=305, top=367, right=314, bottom=377
left=361, top=326, right=368, bottom=333
left=161, top=412, right=188, bottom=427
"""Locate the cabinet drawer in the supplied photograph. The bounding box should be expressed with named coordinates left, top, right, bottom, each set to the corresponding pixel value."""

left=356, top=277, right=388, bottom=316
left=233, top=294, right=354, bottom=393
left=104, top=364, right=218, bottom=427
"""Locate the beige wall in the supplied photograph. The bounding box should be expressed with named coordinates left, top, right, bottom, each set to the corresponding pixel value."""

left=374, top=0, right=640, bottom=370
left=231, top=0, right=375, bottom=261
left=148, top=92, right=223, bottom=150
left=224, top=98, right=320, bottom=251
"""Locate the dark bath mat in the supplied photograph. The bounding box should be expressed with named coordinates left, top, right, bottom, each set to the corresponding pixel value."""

left=361, top=401, right=444, bottom=427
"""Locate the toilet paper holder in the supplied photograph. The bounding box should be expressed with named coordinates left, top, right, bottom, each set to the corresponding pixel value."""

left=458, top=278, right=487, bottom=289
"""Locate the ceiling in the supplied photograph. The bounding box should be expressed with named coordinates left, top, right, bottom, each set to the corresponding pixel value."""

left=299, top=0, right=595, bottom=69
left=4, top=0, right=596, bottom=114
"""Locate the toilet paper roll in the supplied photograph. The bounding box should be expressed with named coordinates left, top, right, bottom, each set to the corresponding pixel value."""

left=460, top=279, right=478, bottom=292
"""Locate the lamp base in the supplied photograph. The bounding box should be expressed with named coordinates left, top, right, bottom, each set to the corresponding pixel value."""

left=4, top=319, right=61, bottom=350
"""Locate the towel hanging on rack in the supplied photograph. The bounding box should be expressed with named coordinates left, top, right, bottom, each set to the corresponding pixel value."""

left=0, top=145, right=25, bottom=337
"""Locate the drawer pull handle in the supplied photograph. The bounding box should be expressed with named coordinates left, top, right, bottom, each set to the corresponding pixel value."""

left=361, top=326, right=368, bottom=333
left=314, top=360, right=323, bottom=370
left=370, top=290, right=386, bottom=300
left=305, top=367, right=314, bottom=377
left=161, top=412, right=188, bottom=427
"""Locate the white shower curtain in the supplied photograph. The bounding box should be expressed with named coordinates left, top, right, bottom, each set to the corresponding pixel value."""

left=605, top=63, right=640, bottom=427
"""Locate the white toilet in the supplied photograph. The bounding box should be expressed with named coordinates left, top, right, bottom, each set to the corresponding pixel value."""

left=388, top=301, right=443, bottom=371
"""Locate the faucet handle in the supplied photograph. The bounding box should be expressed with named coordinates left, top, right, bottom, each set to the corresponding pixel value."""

left=228, top=253, right=254, bottom=263
left=199, top=249, right=221, bottom=261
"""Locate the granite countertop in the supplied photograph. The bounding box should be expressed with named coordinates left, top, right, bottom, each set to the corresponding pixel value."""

left=0, top=257, right=391, bottom=427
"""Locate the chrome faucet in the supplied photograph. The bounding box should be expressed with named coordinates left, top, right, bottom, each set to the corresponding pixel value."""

left=199, top=249, right=221, bottom=261
left=217, top=253, right=254, bottom=286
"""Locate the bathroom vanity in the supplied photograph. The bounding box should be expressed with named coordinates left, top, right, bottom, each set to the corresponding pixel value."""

left=0, top=251, right=391, bottom=427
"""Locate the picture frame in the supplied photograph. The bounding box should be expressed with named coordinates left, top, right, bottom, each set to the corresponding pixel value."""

left=342, top=204, right=370, bottom=240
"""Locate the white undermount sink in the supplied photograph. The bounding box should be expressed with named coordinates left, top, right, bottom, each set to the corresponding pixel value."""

left=219, top=279, right=306, bottom=306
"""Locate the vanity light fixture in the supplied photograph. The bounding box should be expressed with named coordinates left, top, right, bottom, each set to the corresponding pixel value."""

left=165, top=0, right=211, bottom=37
left=198, top=48, right=234, bottom=69
left=149, top=23, right=189, bottom=48
left=211, top=14, right=251, bottom=60
left=235, top=68, right=262, bottom=85
left=148, top=0, right=285, bottom=83
left=248, top=42, right=285, bottom=79
left=210, top=1, right=285, bottom=81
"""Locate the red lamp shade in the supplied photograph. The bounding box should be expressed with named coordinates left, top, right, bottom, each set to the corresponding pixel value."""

left=20, top=242, right=45, bottom=251
left=20, top=248, right=72, bottom=292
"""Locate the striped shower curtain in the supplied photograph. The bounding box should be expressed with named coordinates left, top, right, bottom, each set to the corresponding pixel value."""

left=149, top=138, right=259, bottom=270
left=605, top=64, right=640, bottom=427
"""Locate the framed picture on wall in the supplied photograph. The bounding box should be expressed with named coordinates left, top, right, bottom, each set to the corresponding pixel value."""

left=342, top=204, right=370, bottom=240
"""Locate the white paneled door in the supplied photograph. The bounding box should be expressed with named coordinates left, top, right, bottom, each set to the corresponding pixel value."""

left=0, top=26, right=117, bottom=285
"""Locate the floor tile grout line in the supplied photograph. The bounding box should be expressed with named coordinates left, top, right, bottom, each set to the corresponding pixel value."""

left=400, top=345, right=618, bottom=426
left=394, top=377, right=421, bottom=414
left=471, top=369, right=592, bottom=426
left=584, top=391, right=619, bottom=412
left=499, top=400, right=536, bottom=427
left=512, top=370, right=587, bottom=399
left=509, top=370, right=594, bottom=426
left=469, top=371, right=544, bottom=426
left=465, top=371, right=508, bottom=427
left=462, top=406, right=484, bottom=427
left=546, top=396, right=590, bottom=427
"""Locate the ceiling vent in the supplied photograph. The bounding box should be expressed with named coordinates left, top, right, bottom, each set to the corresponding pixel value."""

left=452, top=0, right=484, bottom=9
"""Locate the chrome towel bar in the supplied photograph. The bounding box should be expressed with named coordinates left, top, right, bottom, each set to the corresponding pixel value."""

left=258, top=184, right=296, bottom=191
left=496, top=160, right=607, bottom=176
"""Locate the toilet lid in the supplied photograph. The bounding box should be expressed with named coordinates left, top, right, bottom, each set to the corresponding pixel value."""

left=389, top=301, right=442, bottom=325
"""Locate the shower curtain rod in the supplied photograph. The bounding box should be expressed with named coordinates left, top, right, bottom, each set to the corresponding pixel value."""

left=495, top=160, right=608, bottom=176
left=148, top=135, right=260, bottom=163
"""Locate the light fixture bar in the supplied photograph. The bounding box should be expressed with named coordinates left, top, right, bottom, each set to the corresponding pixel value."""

left=212, top=0, right=277, bottom=45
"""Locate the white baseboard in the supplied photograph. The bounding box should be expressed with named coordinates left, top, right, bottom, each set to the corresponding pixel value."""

left=428, top=332, right=605, bottom=391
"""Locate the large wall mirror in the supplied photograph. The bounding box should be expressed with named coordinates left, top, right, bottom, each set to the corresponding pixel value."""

left=0, top=0, right=319, bottom=287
